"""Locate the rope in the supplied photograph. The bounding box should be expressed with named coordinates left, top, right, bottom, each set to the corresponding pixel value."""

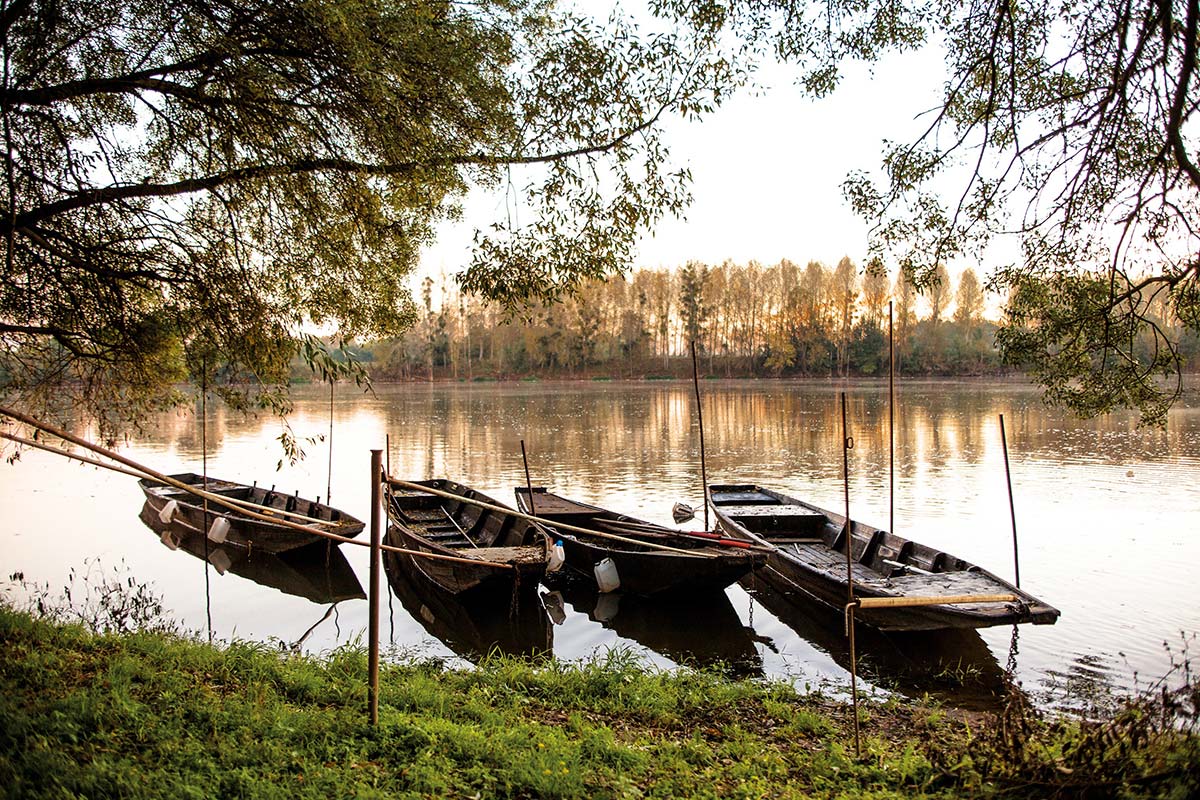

left=392, top=478, right=710, bottom=558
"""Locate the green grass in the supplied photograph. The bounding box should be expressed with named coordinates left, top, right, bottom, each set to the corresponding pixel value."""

left=1, top=606, right=1197, bottom=799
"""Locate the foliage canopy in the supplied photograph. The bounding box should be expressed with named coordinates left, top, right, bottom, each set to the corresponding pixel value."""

left=658, top=0, right=1200, bottom=424
left=0, top=0, right=732, bottom=429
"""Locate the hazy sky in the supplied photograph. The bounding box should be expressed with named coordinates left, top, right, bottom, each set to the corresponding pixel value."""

left=416, top=5, right=951, bottom=290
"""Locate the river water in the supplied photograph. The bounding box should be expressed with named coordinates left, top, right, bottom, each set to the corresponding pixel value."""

left=3, top=379, right=1198, bottom=710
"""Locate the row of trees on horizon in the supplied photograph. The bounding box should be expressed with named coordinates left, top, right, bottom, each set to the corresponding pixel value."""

left=361, top=258, right=1197, bottom=381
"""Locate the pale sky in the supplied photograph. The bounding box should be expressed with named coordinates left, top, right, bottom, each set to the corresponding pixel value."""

left=416, top=5, right=956, bottom=293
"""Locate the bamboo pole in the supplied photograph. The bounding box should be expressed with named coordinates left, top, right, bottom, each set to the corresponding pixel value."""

left=2, top=431, right=144, bottom=478
left=389, top=477, right=711, bottom=557
left=0, top=431, right=331, bottom=525
left=593, top=517, right=771, bottom=551
left=0, top=405, right=515, bottom=570
left=999, top=414, right=1021, bottom=588
left=368, top=449, right=381, bottom=727
left=690, top=340, right=710, bottom=531
left=854, top=593, right=1018, bottom=609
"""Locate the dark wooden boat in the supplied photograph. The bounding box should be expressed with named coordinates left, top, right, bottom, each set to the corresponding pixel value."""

left=515, top=487, right=766, bottom=596
left=138, top=501, right=365, bottom=603
left=384, top=479, right=552, bottom=597
left=139, top=473, right=364, bottom=554
left=709, top=484, right=1060, bottom=632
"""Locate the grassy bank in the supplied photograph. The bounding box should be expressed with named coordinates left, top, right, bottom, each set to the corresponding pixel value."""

left=1, top=606, right=1196, bottom=799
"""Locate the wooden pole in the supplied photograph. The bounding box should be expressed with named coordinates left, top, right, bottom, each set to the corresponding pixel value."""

left=520, top=439, right=537, bottom=517
left=999, top=414, right=1021, bottom=588
left=856, top=593, right=1017, bottom=609
left=690, top=340, right=710, bottom=530
left=888, top=300, right=895, bottom=535
left=0, top=432, right=329, bottom=523
left=368, top=449, right=382, bottom=726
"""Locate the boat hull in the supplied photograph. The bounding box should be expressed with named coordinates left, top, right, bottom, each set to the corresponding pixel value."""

left=139, top=473, right=364, bottom=554
left=516, top=487, right=765, bottom=596
left=385, top=479, right=550, bottom=598
left=710, top=484, right=1059, bottom=632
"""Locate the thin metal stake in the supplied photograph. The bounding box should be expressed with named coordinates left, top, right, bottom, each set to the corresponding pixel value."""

left=846, top=602, right=861, bottom=758
left=201, top=360, right=212, bottom=644
left=368, top=449, right=382, bottom=726
left=888, top=300, right=895, bottom=534
left=840, top=392, right=861, bottom=758
left=520, top=439, right=536, bottom=517
left=999, top=414, right=1021, bottom=588
left=691, top=340, right=710, bottom=530
left=326, top=380, right=334, bottom=504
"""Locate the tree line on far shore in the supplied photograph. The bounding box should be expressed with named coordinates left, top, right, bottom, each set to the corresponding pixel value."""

left=360, top=258, right=1197, bottom=381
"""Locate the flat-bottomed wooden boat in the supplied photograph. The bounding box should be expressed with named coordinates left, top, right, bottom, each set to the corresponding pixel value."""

left=385, top=479, right=551, bottom=597
left=708, top=484, right=1059, bottom=631
left=139, top=473, right=364, bottom=554
left=515, top=487, right=766, bottom=596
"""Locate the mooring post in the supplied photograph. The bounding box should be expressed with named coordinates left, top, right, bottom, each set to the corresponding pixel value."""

left=368, top=448, right=382, bottom=726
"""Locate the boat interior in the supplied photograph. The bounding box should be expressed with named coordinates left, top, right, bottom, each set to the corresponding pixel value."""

left=151, top=475, right=344, bottom=523
left=709, top=485, right=974, bottom=579
left=389, top=481, right=536, bottom=551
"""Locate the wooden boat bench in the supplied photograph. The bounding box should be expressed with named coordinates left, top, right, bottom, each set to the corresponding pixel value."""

left=725, top=504, right=826, bottom=536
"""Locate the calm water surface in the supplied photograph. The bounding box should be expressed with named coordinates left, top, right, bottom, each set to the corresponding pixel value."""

left=3, top=380, right=1198, bottom=709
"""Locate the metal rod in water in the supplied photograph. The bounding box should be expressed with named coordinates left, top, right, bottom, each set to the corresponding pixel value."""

left=840, top=391, right=861, bottom=758
left=327, top=380, right=335, bottom=504
left=520, top=439, right=536, bottom=518
left=999, top=414, right=1021, bottom=588
left=690, top=340, right=710, bottom=530
left=889, top=300, right=895, bottom=535
left=368, top=449, right=382, bottom=726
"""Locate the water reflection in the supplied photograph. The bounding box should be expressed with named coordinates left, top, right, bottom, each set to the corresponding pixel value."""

left=745, top=580, right=1008, bottom=709
left=383, top=544, right=552, bottom=662
left=551, top=581, right=765, bottom=678
left=137, top=501, right=364, bottom=603
left=6, top=379, right=1197, bottom=708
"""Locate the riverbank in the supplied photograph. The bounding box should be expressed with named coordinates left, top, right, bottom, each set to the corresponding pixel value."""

left=2, top=606, right=1196, bottom=799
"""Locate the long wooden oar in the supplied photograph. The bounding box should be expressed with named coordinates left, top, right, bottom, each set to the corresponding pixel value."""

left=0, top=430, right=329, bottom=525
left=596, top=518, right=770, bottom=551
left=0, top=406, right=514, bottom=571
left=386, top=477, right=711, bottom=558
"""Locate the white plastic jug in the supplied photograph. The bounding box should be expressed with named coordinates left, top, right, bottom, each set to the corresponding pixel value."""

left=207, top=516, right=230, bottom=544
left=593, top=557, right=621, bottom=593
left=548, top=541, right=566, bottom=573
